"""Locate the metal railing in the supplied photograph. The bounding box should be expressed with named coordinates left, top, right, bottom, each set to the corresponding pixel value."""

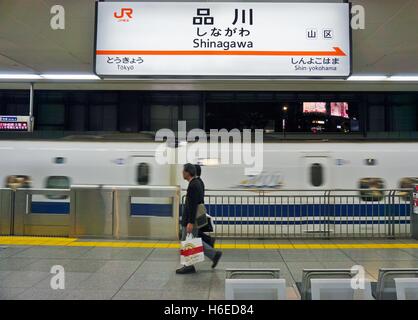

left=0, top=188, right=13, bottom=235
left=70, top=185, right=180, bottom=239
left=374, top=268, right=418, bottom=300
left=13, top=188, right=71, bottom=237
left=1, top=187, right=414, bottom=240
left=298, top=269, right=355, bottom=300
left=0, top=185, right=180, bottom=240
left=182, top=189, right=413, bottom=239
left=111, top=185, right=180, bottom=240
left=226, top=269, right=281, bottom=279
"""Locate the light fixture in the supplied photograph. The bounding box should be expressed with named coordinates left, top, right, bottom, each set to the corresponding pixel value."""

left=0, top=73, right=101, bottom=80
left=282, top=106, right=288, bottom=111
left=40, top=74, right=100, bottom=80
left=0, top=74, right=42, bottom=80
left=347, top=75, right=389, bottom=81
left=388, top=75, right=418, bottom=82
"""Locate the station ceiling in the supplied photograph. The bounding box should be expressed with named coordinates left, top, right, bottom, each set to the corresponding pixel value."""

left=0, top=0, right=417, bottom=89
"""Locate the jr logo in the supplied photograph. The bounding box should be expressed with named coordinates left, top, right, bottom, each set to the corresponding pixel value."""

left=114, top=8, right=133, bottom=20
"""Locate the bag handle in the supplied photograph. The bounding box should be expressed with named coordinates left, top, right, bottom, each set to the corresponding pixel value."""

left=185, top=233, right=194, bottom=241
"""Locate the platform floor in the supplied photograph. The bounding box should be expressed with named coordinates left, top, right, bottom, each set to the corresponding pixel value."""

left=1, top=237, right=418, bottom=300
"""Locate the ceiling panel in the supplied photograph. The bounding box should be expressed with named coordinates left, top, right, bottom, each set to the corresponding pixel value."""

left=0, top=0, right=417, bottom=75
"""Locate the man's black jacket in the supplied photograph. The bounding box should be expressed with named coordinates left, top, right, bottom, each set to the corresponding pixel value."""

left=196, top=176, right=205, bottom=198
left=182, top=177, right=204, bottom=227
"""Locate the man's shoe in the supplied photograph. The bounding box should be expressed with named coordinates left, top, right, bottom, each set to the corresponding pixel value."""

left=176, top=265, right=196, bottom=274
left=211, top=251, right=222, bottom=269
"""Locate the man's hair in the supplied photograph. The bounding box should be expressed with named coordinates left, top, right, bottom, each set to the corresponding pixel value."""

left=195, top=164, right=202, bottom=177
left=183, top=163, right=196, bottom=177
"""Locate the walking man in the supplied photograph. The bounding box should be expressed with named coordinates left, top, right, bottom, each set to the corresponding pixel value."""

left=195, top=164, right=216, bottom=248
left=176, top=163, right=222, bottom=274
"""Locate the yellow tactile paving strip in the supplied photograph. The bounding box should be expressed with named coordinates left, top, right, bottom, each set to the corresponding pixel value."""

left=1, top=236, right=418, bottom=250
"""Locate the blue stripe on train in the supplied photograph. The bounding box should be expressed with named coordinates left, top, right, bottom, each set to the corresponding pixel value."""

left=204, top=204, right=411, bottom=218
left=30, top=202, right=410, bottom=225
left=30, top=202, right=172, bottom=217
left=213, top=220, right=410, bottom=226
left=31, top=202, right=410, bottom=217
left=31, top=202, right=70, bottom=214
left=131, top=204, right=172, bottom=217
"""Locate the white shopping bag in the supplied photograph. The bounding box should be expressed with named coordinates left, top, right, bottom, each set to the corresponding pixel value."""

left=180, top=234, right=204, bottom=266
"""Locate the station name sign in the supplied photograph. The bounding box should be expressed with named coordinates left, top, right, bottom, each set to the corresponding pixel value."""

left=95, top=2, right=351, bottom=78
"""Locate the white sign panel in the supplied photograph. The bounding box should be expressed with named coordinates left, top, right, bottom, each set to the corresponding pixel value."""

left=95, top=2, right=351, bottom=78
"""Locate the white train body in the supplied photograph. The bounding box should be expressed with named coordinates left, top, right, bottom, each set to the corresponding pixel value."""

left=1, top=140, right=416, bottom=189
left=0, top=140, right=416, bottom=237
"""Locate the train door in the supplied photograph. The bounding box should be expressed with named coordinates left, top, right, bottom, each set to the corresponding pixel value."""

left=128, top=155, right=171, bottom=186
left=303, top=156, right=331, bottom=189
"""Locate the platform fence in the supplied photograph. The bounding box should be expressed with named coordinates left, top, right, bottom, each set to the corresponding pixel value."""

left=181, top=189, right=413, bottom=239
left=0, top=187, right=414, bottom=240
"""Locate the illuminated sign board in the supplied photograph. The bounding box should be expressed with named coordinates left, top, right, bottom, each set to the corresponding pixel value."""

left=95, top=2, right=351, bottom=78
left=330, top=102, right=349, bottom=118
left=0, top=116, right=31, bottom=132
left=303, top=102, right=327, bottom=114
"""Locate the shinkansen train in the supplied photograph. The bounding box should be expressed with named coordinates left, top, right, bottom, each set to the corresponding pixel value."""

left=1, top=139, right=416, bottom=236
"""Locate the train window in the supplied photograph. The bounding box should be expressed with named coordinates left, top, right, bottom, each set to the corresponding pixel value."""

left=359, top=178, right=385, bottom=201
left=364, top=159, right=377, bottom=166
left=53, top=157, right=66, bottom=164
left=398, top=177, right=418, bottom=201
left=45, top=176, right=70, bottom=199
left=5, top=175, right=32, bottom=190
left=310, top=163, right=323, bottom=187
left=137, top=163, right=150, bottom=185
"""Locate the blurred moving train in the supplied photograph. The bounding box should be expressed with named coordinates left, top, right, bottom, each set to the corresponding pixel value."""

left=1, top=139, right=417, bottom=235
